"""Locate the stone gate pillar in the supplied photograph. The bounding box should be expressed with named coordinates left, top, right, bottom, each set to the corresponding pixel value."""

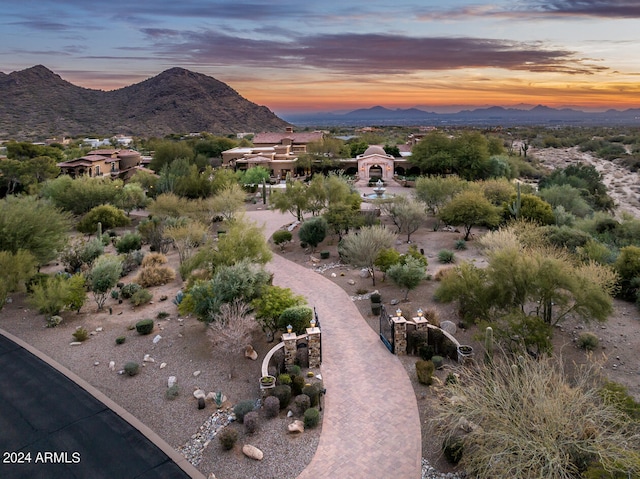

left=306, top=326, right=321, bottom=368
left=282, top=332, right=297, bottom=371
left=391, top=316, right=407, bottom=355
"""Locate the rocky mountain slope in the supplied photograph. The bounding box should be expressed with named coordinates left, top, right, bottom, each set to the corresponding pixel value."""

left=0, top=66, right=290, bottom=140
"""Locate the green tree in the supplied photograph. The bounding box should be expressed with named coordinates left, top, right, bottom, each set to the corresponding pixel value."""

left=165, top=220, right=208, bottom=265
left=374, top=248, right=401, bottom=281
left=76, top=205, right=130, bottom=235
left=434, top=262, right=490, bottom=323
left=0, top=250, right=38, bottom=311
left=0, top=196, right=71, bottom=264
left=323, top=202, right=363, bottom=240
left=270, top=180, right=309, bottom=221
left=414, top=175, right=468, bottom=215
left=614, top=245, right=640, bottom=301
left=340, top=225, right=396, bottom=285
left=410, top=130, right=454, bottom=175
left=451, top=131, right=491, bottom=180
left=41, top=176, right=123, bottom=215
left=115, top=183, right=149, bottom=215
left=387, top=255, right=426, bottom=300
left=148, top=140, right=195, bottom=171
left=207, top=183, right=246, bottom=222
left=216, top=216, right=272, bottom=267
left=28, top=273, right=87, bottom=317
left=88, top=255, right=123, bottom=310
left=237, top=166, right=270, bottom=186
left=252, top=285, right=306, bottom=339
left=503, top=193, right=555, bottom=225
left=298, top=216, right=328, bottom=251
left=392, top=198, right=425, bottom=242
left=439, top=190, right=500, bottom=240
left=539, top=184, right=592, bottom=218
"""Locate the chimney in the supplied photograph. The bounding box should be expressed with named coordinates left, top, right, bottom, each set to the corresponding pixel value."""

left=285, top=126, right=294, bottom=133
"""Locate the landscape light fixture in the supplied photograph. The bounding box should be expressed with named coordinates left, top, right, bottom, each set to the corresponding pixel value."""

left=310, top=318, right=317, bottom=328
left=396, top=308, right=402, bottom=318
left=287, top=324, right=293, bottom=334
left=417, top=308, right=423, bottom=317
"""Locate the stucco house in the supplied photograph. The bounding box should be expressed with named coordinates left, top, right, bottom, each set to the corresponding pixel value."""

left=57, top=149, right=147, bottom=180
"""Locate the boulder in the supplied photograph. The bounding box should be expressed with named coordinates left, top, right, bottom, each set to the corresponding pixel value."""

left=242, top=444, right=264, bottom=461
left=160, top=362, right=167, bottom=369
left=152, top=334, right=162, bottom=344
left=193, top=389, right=206, bottom=399
left=287, top=420, right=304, bottom=433
left=193, top=370, right=201, bottom=377
left=143, top=354, right=155, bottom=363
left=440, top=320, right=457, bottom=335
left=244, top=345, right=258, bottom=361
left=109, top=361, right=115, bottom=371
left=168, top=376, right=177, bottom=388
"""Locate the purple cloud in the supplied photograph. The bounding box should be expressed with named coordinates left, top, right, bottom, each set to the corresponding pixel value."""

left=143, top=30, right=607, bottom=75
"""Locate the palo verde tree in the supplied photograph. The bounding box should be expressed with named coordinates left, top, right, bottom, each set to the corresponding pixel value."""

left=251, top=285, right=306, bottom=340
left=270, top=179, right=309, bottom=222
left=387, top=255, right=427, bottom=300
left=414, top=175, right=468, bottom=215
left=340, top=225, right=396, bottom=285
left=88, top=255, right=123, bottom=310
left=0, top=195, right=71, bottom=265
left=439, top=190, right=500, bottom=241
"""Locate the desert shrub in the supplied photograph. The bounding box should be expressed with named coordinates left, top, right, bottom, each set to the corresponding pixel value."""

left=120, top=251, right=144, bottom=275
left=115, top=336, right=126, bottom=345
left=135, top=264, right=176, bottom=288
left=419, top=344, right=435, bottom=361
left=243, top=411, right=259, bottom=434
left=432, top=355, right=640, bottom=478
left=233, top=400, right=256, bottom=423
left=431, top=355, right=444, bottom=369
left=218, top=428, right=238, bottom=450
left=273, top=385, right=292, bottom=409
left=434, top=268, right=453, bottom=281
left=272, top=230, right=292, bottom=248
left=76, top=204, right=130, bottom=234
left=60, top=238, right=105, bottom=273
left=135, top=318, right=154, bottom=335
left=46, top=315, right=63, bottom=328
left=278, top=373, right=292, bottom=386
left=408, top=330, right=428, bottom=356
left=278, top=306, right=313, bottom=334
left=289, top=364, right=302, bottom=376
left=577, top=332, right=600, bottom=351
left=115, top=232, right=142, bottom=254
left=442, top=436, right=464, bottom=464
left=130, top=288, right=152, bottom=306
left=291, top=375, right=305, bottom=396
left=438, top=249, right=456, bottom=264
left=298, top=216, right=328, bottom=251
left=263, top=396, right=280, bottom=419
left=303, top=407, right=320, bottom=428
left=445, top=373, right=459, bottom=385
left=124, top=361, right=140, bottom=376
left=416, top=360, right=435, bottom=385
left=599, top=381, right=640, bottom=420
left=120, top=282, right=142, bottom=299
left=72, top=327, right=89, bottom=342
left=370, top=292, right=381, bottom=303
left=141, top=252, right=168, bottom=267
left=165, top=384, right=179, bottom=400
left=422, top=308, right=441, bottom=327
left=320, top=251, right=330, bottom=259
left=294, top=394, right=311, bottom=415
left=428, top=328, right=445, bottom=354
left=454, top=239, right=467, bottom=250
left=302, top=383, right=320, bottom=407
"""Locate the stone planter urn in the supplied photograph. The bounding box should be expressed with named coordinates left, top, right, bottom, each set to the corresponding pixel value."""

left=457, top=345, right=474, bottom=364
left=259, top=375, right=276, bottom=390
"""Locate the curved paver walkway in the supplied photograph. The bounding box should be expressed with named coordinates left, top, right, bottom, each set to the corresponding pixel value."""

left=247, top=209, right=422, bottom=479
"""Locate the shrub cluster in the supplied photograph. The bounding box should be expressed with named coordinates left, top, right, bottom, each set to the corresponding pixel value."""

left=577, top=332, right=600, bottom=351
left=272, top=385, right=292, bottom=410
left=303, top=407, right=320, bottom=428
left=124, top=361, right=139, bottom=376
left=263, top=396, right=280, bottom=419
left=416, top=360, right=435, bottom=385
left=165, top=384, right=179, bottom=400
left=135, top=319, right=154, bottom=335
left=294, top=394, right=311, bottom=415
left=243, top=411, right=259, bottom=434
left=233, top=400, right=255, bottom=423
left=218, top=428, right=238, bottom=450
left=72, top=327, right=89, bottom=342
left=131, top=288, right=152, bottom=306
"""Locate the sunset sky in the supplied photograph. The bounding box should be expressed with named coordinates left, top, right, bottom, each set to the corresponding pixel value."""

left=2, top=0, right=640, bottom=115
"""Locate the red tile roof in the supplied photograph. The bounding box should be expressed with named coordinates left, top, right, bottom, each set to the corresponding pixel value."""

left=253, top=131, right=323, bottom=145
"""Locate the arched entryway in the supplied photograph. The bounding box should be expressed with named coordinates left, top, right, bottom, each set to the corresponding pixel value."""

left=368, top=164, right=383, bottom=179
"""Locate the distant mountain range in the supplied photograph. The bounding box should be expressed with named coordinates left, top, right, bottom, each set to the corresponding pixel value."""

left=0, top=65, right=290, bottom=140
left=282, top=104, right=640, bottom=127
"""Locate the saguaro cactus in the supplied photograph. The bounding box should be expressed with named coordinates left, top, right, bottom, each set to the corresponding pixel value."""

left=484, top=326, right=494, bottom=365
left=508, top=182, right=521, bottom=219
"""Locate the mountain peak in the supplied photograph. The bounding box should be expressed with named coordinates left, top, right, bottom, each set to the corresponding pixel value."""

left=0, top=65, right=289, bottom=139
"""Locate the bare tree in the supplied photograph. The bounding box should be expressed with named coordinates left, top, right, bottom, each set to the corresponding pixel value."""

left=207, top=299, right=257, bottom=379
left=340, top=225, right=396, bottom=285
